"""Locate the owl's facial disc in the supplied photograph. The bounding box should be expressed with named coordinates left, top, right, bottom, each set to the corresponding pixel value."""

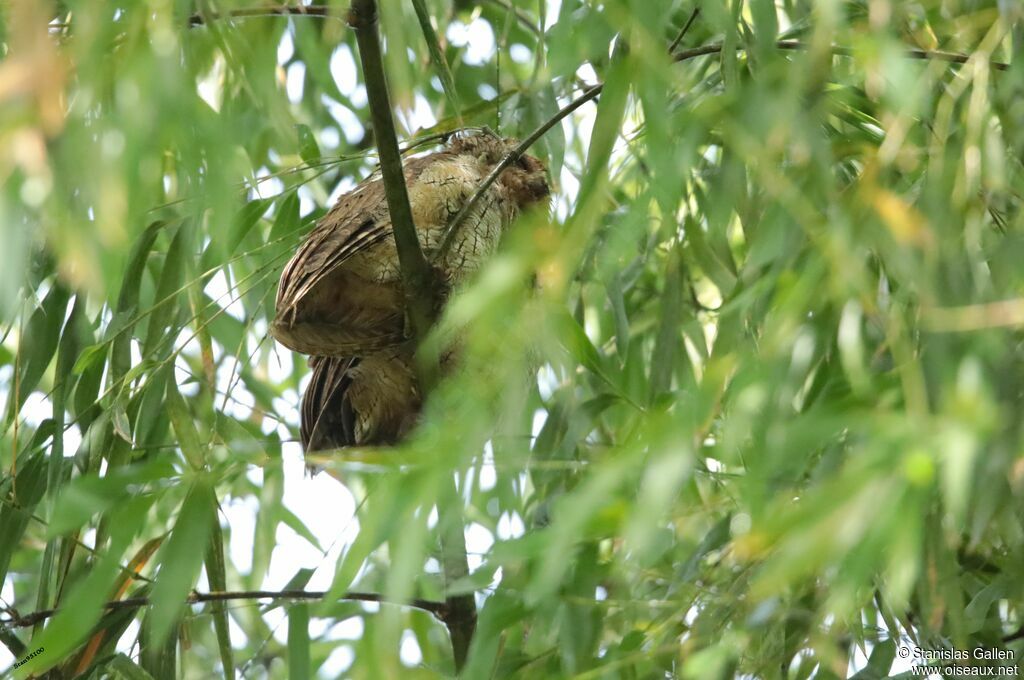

left=449, top=132, right=551, bottom=206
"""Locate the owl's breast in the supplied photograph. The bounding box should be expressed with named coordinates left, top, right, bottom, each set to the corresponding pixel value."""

left=413, top=157, right=516, bottom=282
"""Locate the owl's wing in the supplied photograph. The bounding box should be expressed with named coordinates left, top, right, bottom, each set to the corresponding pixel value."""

left=301, top=355, right=358, bottom=452
left=301, top=352, right=421, bottom=453
left=276, top=152, right=447, bottom=322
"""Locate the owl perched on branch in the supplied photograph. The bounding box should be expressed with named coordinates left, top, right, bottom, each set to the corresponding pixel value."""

left=271, top=132, right=550, bottom=451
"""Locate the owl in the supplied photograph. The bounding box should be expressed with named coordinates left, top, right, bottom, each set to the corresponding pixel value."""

left=272, top=132, right=550, bottom=451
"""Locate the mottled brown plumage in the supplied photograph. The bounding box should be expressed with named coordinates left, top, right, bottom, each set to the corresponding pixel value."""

left=272, top=133, right=549, bottom=357
left=275, top=132, right=550, bottom=453
left=301, top=353, right=420, bottom=450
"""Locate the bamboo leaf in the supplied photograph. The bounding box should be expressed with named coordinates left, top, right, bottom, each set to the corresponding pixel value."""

left=165, top=378, right=205, bottom=470
left=148, top=480, right=216, bottom=647
left=288, top=603, right=311, bottom=680
left=649, top=245, right=686, bottom=402
left=4, top=284, right=71, bottom=428
left=411, top=0, right=462, bottom=120
left=296, top=123, right=322, bottom=164
left=0, top=454, right=47, bottom=588
left=109, top=221, right=165, bottom=388
left=204, top=502, right=234, bottom=678
left=20, top=495, right=154, bottom=676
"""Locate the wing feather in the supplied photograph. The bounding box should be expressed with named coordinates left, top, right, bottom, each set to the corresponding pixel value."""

left=301, top=355, right=358, bottom=452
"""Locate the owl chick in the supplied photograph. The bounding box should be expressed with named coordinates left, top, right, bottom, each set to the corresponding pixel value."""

left=271, top=133, right=550, bottom=357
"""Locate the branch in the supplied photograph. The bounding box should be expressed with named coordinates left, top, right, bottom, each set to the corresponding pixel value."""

left=348, top=0, right=476, bottom=670
left=1, top=590, right=447, bottom=629
left=668, top=7, right=701, bottom=55
left=349, top=0, right=438, bottom=346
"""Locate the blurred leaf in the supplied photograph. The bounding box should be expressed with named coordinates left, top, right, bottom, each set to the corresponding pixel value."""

left=411, top=0, right=461, bottom=120
left=649, top=245, right=686, bottom=401
left=0, top=453, right=47, bottom=588
left=148, top=480, right=216, bottom=647
left=95, top=654, right=156, bottom=679
left=204, top=505, right=234, bottom=678
left=288, top=603, right=311, bottom=680
left=165, top=378, right=205, bottom=469
left=22, top=495, right=154, bottom=676
left=849, top=638, right=895, bottom=680
left=296, top=123, right=322, bottom=164
left=4, top=283, right=71, bottom=428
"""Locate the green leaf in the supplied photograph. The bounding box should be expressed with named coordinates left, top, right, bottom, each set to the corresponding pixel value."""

left=142, top=221, right=191, bottom=357
left=200, top=198, right=272, bottom=277
left=606, top=272, right=630, bottom=361
left=21, top=495, right=153, bottom=676
left=48, top=459, right=174, bottom=535
left=148, top=480, right=216, bottom=647
left=288, top=603, right=311, bottom=680
left=100, top=654, right=157, bottom=680
left=110, top=221, right=165, bottom=387
left=4, top=283, right=71, bottom=427
left=204, top=503, right=235, bottom=678
left=71, top=341, right=108, bottom=375
left=555, top=311, right=626, bottom=400
left=295, top=123, right=322, bottom=164
left=0, top=453, right=47, bottom=588
left=649, top=245, right=686, bottom=402
left=111, top=402, right=133, bottom=444
left=165, top=378, right=205, bottom=469
left=411, top=0, right=461, bottom=120
left=849, top=638, right=895, bottom=680
left=139, top=611, right=176, bottom=680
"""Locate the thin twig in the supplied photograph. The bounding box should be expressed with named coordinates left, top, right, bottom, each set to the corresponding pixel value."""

left=668, top=7, right=701, bottom=54
left=777, top=39, right=1011, bottom=70
left=2, top=590, right=447, bottom=629
left=435, top=83, right=603, bottom=261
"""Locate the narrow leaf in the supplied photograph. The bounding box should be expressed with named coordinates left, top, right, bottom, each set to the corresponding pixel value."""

left=288, top=603, right=311, bottom=680
left=165, top=378, right=205, bottom=470
left=412, top=0, right=462, bottom=120
left=148, top=481, right=216, bottom=647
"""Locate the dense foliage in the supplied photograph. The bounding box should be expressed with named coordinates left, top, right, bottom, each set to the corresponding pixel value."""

left=2, top=0, right=1024, bottom=677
